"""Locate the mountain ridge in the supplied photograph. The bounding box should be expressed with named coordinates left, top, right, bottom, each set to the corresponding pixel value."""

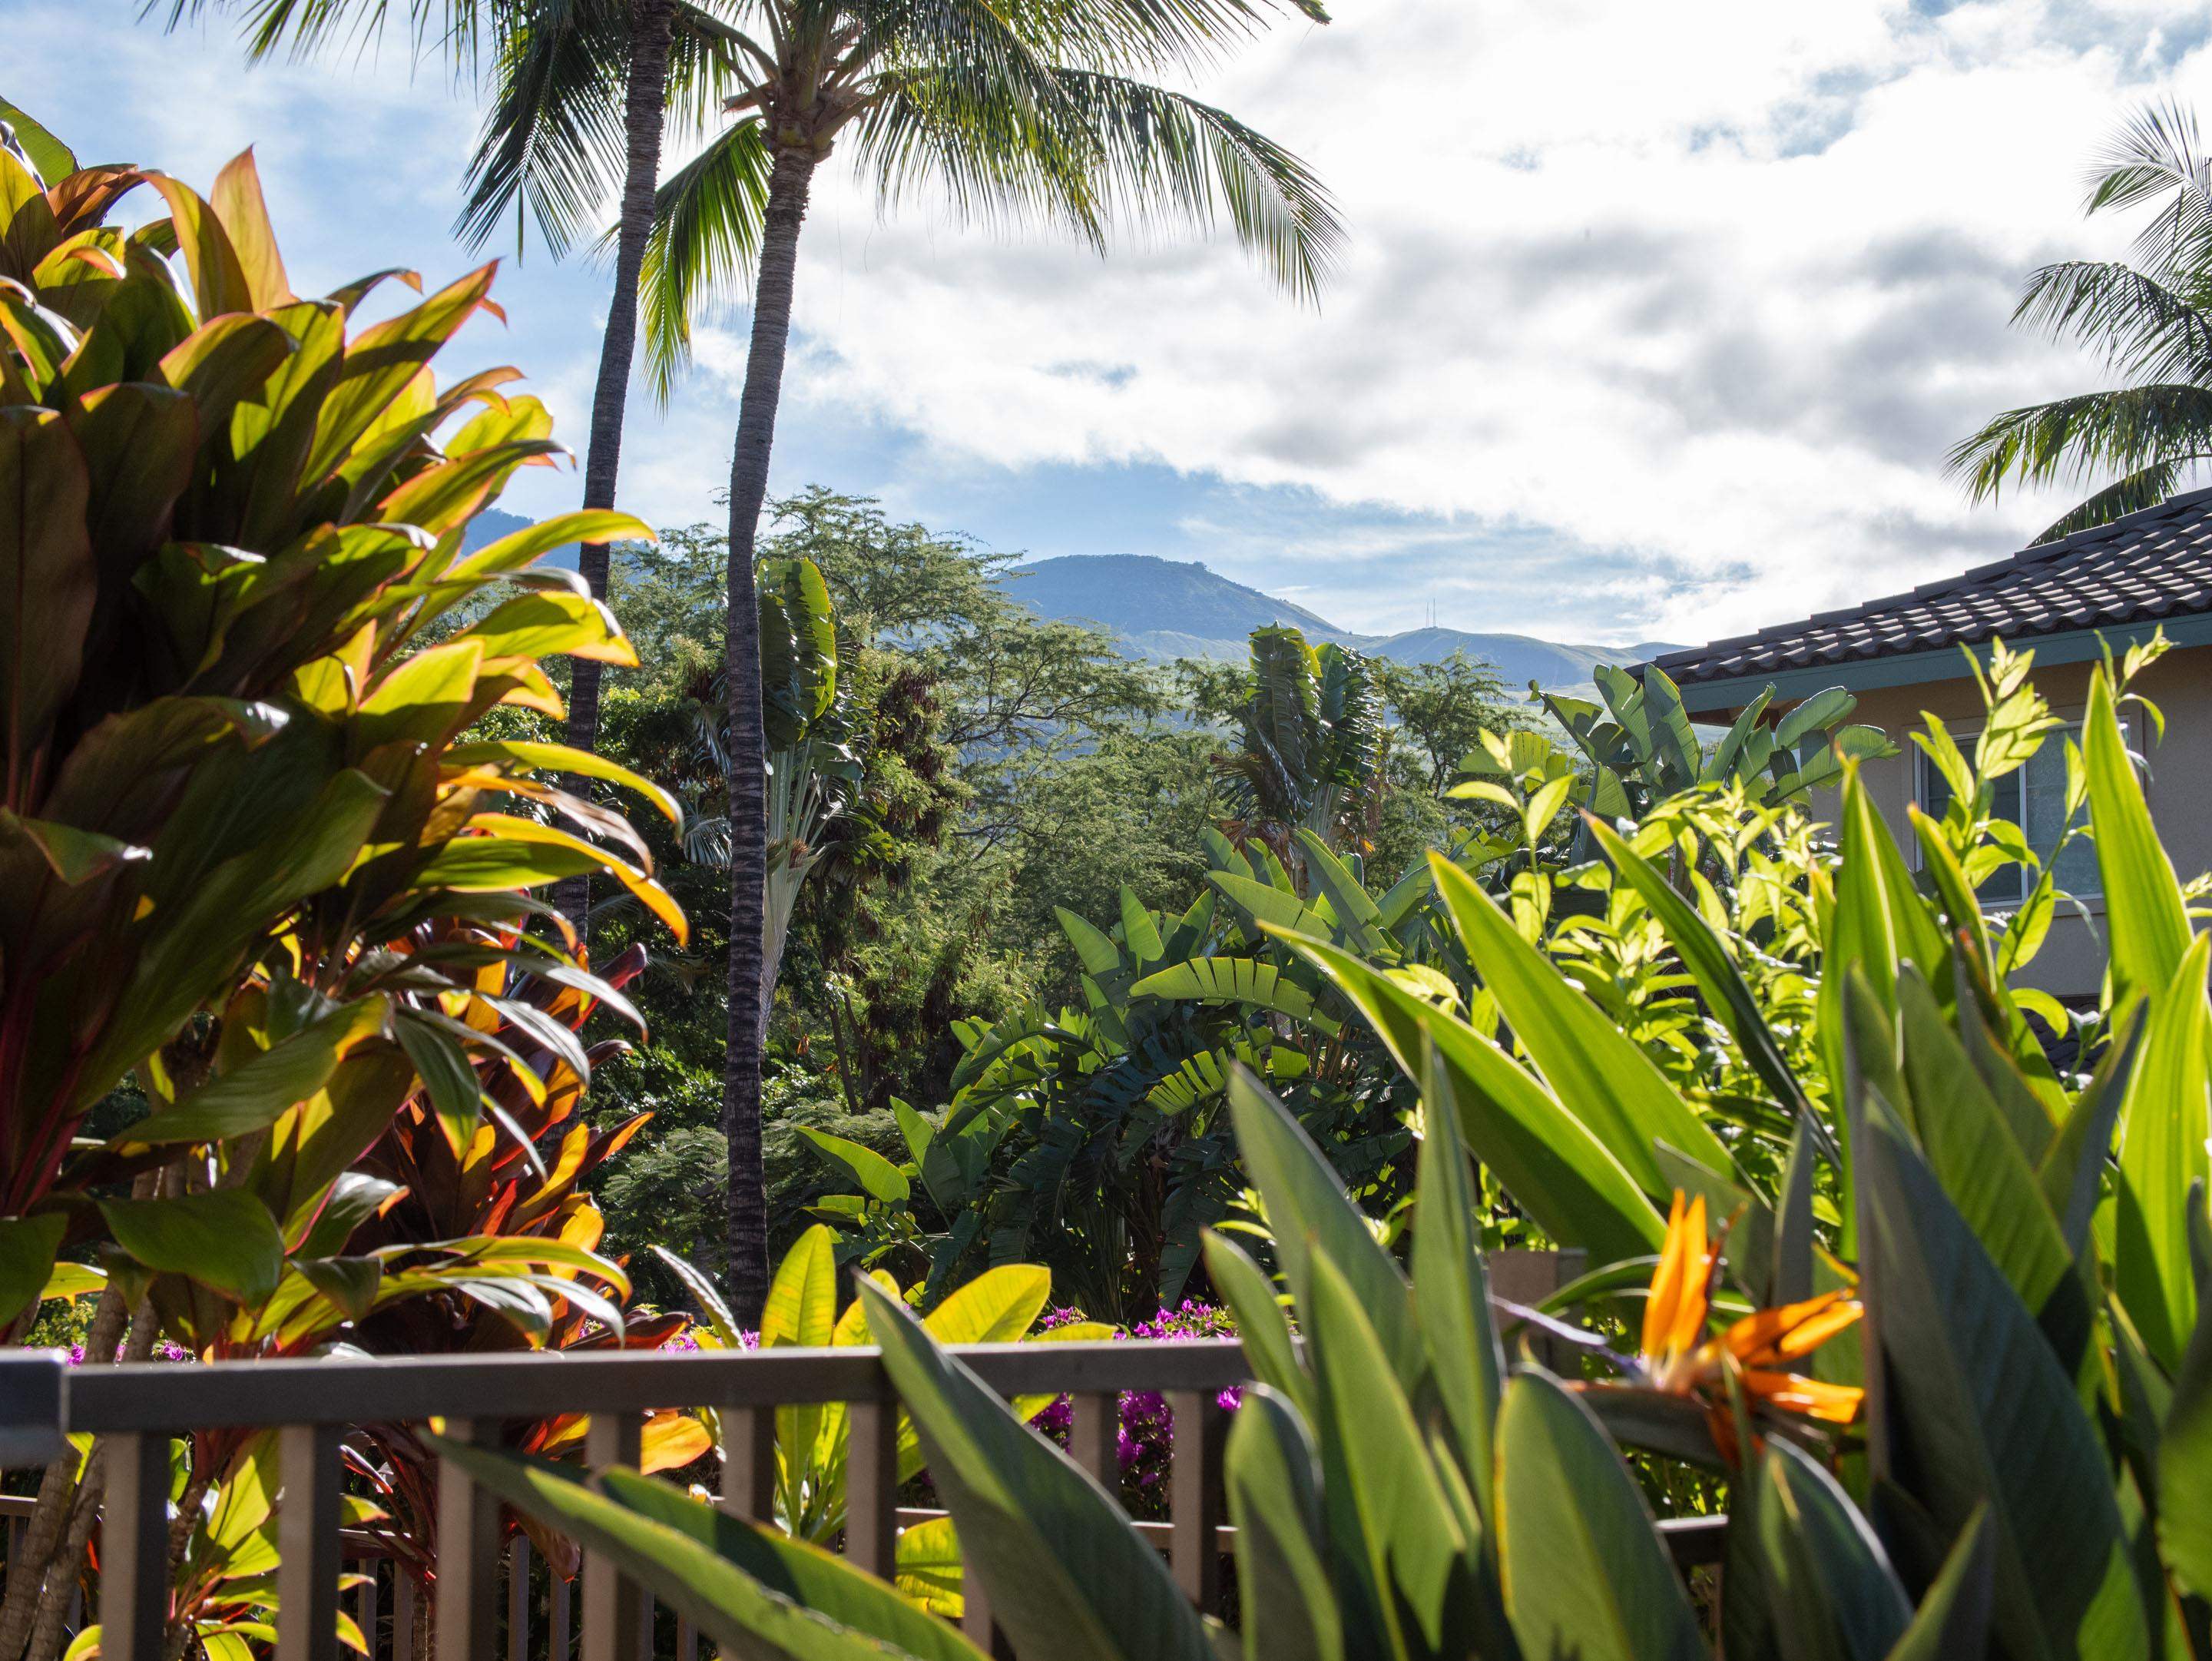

left=1005, top=553, right=1675, bottom=688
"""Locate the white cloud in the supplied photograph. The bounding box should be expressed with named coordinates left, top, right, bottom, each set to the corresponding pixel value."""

left=670, top=0, right=2212, bottom=642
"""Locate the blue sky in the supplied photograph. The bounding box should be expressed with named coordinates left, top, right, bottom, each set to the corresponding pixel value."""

left=15, top=0, right=2212, bottom=646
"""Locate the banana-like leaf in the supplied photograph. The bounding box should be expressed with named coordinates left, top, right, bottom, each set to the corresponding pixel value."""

left=1280, top=928, right=1662, bottom=1265
left=2155, top=1182, right=2212, bottom=1601
left=1855, top=1089, right=2151, bottom=1661
left=799, top=1127, right=912, bottom=1206
left=2114, top=933, right=2212, bottom=1370
left=0, top=1213, right=67, bottom=1328
left=1200, top=1231, right=1311, bottom=1421
left=1742, top=1439, right=1912, bottom=1661
left=1409, top=1044, right=1505, bottom=1524
left=857, top=1281, right=1214, bottom=1661
left=123, top=996, right=386, bottom=1149
left=1224, top=1387, right=1340, bottom=1661
left=1496, top=1371, right=1707, bottom=1661
left=1055, top=906, right=1122, bottom=975
left=1131, top=956, right=1314, bottom=1020
left=1882, top=1509, right=1993, bottom=1661
left=1305, top=1251, right=1472, bottom=1659
left=1429, top=855, right=1734, bottom=1196
left=429, top=1438, right=982, bottom=1661
left=2085, top=668, right=2191, bottom=1004
left=1224, top=1066, right=1420, bottom=1384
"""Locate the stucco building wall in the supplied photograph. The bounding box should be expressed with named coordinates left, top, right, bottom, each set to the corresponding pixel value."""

left=1803, top=647, right=2212, bottom=1000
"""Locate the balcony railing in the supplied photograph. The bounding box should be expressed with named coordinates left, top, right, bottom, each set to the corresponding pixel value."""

left=0, top=1249, right=1723, bottom=1660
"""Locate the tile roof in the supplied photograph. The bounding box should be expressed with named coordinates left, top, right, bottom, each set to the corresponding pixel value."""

left=1643, top=486, right=2212, bottom=688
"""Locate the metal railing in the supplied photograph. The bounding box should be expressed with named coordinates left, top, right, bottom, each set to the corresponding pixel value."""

left=0, top=1248, right=1723, bottom=1660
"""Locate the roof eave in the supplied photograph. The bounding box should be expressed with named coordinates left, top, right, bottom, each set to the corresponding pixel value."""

left=1664, top=611, right=2212, bottom=714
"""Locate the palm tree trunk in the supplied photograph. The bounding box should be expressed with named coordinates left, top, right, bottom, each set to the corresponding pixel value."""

left=721, top=144, right=818, bottom=1325
left=553, top=0, right=674, bottom=927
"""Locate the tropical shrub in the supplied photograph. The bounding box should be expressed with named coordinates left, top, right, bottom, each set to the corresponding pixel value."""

left=0, top=108, right=687, bottom=1660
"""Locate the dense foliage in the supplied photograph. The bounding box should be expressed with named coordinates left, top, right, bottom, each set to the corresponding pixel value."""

left=458, top=635, right=2212, bottom=1660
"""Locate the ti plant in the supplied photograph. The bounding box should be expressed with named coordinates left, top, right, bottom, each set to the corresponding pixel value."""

left=0, top=118, right=684, bottom=1317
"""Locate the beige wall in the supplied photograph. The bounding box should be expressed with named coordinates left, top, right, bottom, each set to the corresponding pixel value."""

left=1800, top=646, right=2212, bottom=1001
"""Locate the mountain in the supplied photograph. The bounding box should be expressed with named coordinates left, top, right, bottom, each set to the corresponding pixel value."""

left=460, top=507, right=543, bottom=558
left=1003, top=554, right=1673, bottom=687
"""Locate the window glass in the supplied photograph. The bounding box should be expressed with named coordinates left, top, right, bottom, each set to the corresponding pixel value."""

left=1914, top=729, right=2102, bottom=902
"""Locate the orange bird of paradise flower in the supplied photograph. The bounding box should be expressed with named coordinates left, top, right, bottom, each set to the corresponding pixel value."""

left=1625, top=1191, right=1865, bottom=1447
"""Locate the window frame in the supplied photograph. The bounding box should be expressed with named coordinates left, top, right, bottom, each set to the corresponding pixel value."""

left=1906, top=705, right=2111, bottom=908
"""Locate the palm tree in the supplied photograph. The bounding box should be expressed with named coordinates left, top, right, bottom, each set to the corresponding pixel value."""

left=633, top=0, right=1343, bottom=1321
left=1212, top=625, right=1385, bottom=874
left=1952, top=100, right=2212, bottom=541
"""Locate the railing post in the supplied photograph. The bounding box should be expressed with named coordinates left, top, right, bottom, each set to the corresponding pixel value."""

left=357, top=1562, right=379, bottom=1661
left=437, top=1420, right=501, bottom=1661
left=1068, top=1393, right=1117, bottom=1487
left=719, top=1406, right=777, bottom=1526
left=101, top=1434, right=171, bottom=1661
left=506, top=1539, right=531, bottom=1661
left=1489, top=1248, right=1588, bottom=1374
left=277, top=1424, right=342, bottom=1661
left=393, top=1573, right=417, bottom=1661
left=581, top=1414, right=641, bottom=1661
left=1167, top=1391, right=1224, bottom=1610
left=844, top=1399, right=900, bottom=1580
left=548, top=1567, right=571, bottom=1661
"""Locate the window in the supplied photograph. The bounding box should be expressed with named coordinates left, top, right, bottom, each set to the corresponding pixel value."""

left=1913, top=730, right=2101, bottom=904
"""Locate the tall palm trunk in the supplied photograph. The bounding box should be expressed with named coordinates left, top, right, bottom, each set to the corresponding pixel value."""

left=720, top=145, right=817, bottom=1324
left=554, top=0, right=674, bottom=925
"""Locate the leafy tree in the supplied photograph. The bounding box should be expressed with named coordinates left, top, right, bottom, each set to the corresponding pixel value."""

left=1376, top=651, right=1520, bottom=794
left=1952, top=98, right=2212, bottom=538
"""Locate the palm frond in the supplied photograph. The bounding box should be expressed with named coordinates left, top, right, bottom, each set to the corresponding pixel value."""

left=1945, top=383, right=2212, bottom=504
left=144, top=0, right=490, bottom=71
left=1045, top=68, right=1339, bottom=303
left=2082, top=99, right=2212, bottom=290
left=453, top=0, right=632, bottom=257
left=2013, top=259, right=2212, bottom=383
left=634, top=116, right=774, bottom=397
left=664, top=0, right=773, bottom=149
left=2028, top=459, right=2198, bottom=543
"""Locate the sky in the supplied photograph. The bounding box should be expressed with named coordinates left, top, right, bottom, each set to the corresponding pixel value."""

left=15, top=0, right=2212, bottom=648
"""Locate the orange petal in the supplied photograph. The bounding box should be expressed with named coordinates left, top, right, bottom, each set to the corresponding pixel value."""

left=1664, top=1194, right=1715, bottom=1358
left=1723, top=1291, right=1860, bottom=1368
left=1744, top=1370, right=1864, bottom=1424
left=1641, top=1192, right=1692, bottom=1361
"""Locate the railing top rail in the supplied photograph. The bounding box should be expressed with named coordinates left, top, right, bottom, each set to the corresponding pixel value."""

left=0, top=1339, right=1250, bottom=1444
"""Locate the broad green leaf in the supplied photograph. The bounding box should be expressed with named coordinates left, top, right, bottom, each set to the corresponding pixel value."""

left=0, top=1213, right=67, bottom=1327
left=1305, top=1252, right=1470, bottom=1659
left=1118, top=887, right=1163, bottom=964
left=0, top=98, right=75, bottom=182
left=1208, top=870, right=1330, bottom=940
left=1883, top=1510, right=1993, bottom=1661
left=1131, top=957, right=1314, bottom=1020
left=1055, top=907, right=1121, bottom=975
left=1856, top=1092, right=2150, bottom=1661
left=1291, top=828, right=1387, bottom=953
left=444, top=738, right=679, bottom=823
left=764, top=1225, right=839, bottom=1513
left=2114, top=933, right=2212, bottom=1370
left=2085, top=668, right=2190, bottom=1005
left=1496, top=1372, right=1707, bottom=1661
left=432, top=1439, right=982, bottom=1661
left=0, top=408, right=95, bottom=772
left=1224, top=1387, right=1340, bottom=1661
left=1282, top=928, right=1663, bottom=1265
left=798, top=1127, right=911, bottom=1206
left=1429, top=854, right=1732, bottom=1193
left=2156, top=1183, right=2212, bottom=1600
left=858, top=1281, right=1213, bottom=1661
left=101, top=1189, right=284, bottom=1306
left=893, top=1517, right=965, bottom=1619
left=1225, top=1066, right=1420, bottom=1384
left=125, top=999, right=385, bottom=1147
left=394, top=1012, right=482, bottom=1157
left=209, top=151, right=292, bottom=310
left=1409, top=1046, right=1505, bottom=1523
left=448, top=509, right=656, bottom=582
left=922, top=1265, right=1051, bottom=1346
left=1200, top=1232, right=1310, bottom=1421
left=1747, top=1439, right=1912, bottom=1661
